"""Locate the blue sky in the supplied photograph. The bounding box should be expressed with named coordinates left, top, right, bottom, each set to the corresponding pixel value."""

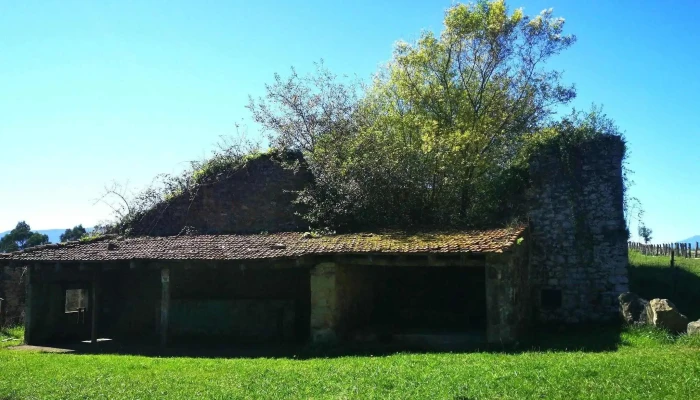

left=1, top=0, right=698, bottom=242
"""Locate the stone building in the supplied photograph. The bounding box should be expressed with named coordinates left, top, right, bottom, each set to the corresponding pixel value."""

left=0, top=136, right=629, bottom=348
left=0, top=228, right=527, bottom=347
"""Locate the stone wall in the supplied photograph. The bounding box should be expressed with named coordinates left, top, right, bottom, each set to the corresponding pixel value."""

left=126, top=150, right=312, bottom=237
left=309, top=262, right=339, bottom=343
left=309, top=262, right=378, bottom=343
left=0, top=266, right=25, bottom=327
left=528, top=135, right=628, bottom=323
left=485, top=238, right=530, bottom=343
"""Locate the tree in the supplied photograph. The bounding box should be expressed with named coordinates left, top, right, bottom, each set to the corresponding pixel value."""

left=60, top=225, right=87, bottom=242
left=638, top=225, right=653, bottom=244
left=0, top=221, right=49, bottom=252
left=251, top=1, right=578, bottom=230
left=366, top=0, right=576, bottom=219
left=247, top=60, right=361, bottom=154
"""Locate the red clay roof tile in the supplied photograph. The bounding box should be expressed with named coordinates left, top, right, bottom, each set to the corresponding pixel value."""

left=0, top=226, right=526, bottom=262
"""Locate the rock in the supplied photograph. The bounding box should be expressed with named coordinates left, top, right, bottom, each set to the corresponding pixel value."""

left=688, top=320, right=700, bottom=335
left=645, top=299, right=689, bottom=333
left=618, top=292, right=648, bottom=324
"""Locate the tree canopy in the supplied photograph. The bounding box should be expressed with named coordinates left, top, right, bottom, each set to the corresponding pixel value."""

left=249, top=0, right=602, bottom=231
left=0, top=221, right=49, bottom=252
left=60, top=225, right=87, bottom=242
left=638, top=225, right=653, bottom=244
left=107, top=0, right=628, bottom=235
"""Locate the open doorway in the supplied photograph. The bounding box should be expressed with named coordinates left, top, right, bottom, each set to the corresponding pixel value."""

left=338, top=264, right=487, bottom=347
left=374, top=266, right=486, bottom=333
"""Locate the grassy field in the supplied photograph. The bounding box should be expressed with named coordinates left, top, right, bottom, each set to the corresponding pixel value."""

left=0, top=252, right=699, bottom=399
left=628, top=250, right=700, bottom=320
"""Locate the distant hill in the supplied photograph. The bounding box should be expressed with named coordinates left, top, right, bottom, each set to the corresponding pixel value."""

left=0, top=228, right=93, bottom=245
left=679, top=235, right=700, bottom=245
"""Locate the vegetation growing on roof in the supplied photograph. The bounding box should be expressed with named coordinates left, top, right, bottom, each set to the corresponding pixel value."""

left=98, top=0, right=635, bottom=236
left=98, top=133, right=266, bottom=235
left=251, top=2, right=629, bottom=232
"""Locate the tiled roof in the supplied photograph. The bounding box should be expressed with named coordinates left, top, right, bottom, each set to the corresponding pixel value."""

left=0, top=226, right=526, bottom=263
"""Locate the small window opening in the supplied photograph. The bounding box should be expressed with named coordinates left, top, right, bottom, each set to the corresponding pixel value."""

left=65, top=289, right=88, bottom=313
left=541, top=289, right=562, bottom=310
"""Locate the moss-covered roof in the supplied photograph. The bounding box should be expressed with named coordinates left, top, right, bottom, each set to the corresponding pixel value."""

left=0, top=226, right=526, bottom=263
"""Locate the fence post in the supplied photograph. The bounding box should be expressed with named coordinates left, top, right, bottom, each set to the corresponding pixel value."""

left=696, top=242, right=699, bottom=258
left=671, top=249, right=676, bottom=297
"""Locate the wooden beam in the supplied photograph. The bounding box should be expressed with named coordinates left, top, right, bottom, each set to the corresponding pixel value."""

left=333, top=253, right=486, bottom=267
left=160, top=267, right=170, bottom=348
left=91, top=266, right=101, bottom=344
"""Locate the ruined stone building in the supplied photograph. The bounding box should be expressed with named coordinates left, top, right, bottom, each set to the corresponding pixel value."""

left=0, top=136, right=629, bottom=347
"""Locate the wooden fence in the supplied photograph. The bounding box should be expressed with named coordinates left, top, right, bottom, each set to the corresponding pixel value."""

left=628, top=241, right=700, bottom=258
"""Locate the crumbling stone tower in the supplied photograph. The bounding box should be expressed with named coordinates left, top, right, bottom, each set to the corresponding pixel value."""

left=528, top=135, right=629, bottom=323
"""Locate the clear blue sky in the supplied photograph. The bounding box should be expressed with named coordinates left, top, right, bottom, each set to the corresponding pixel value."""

left=1, top=0, right=698, bottom=242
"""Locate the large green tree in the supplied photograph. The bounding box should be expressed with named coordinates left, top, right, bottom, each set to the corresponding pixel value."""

left=251, top=1, right=578, bottom=230
left=0, top=221, right=49, bottom=252
left=357, top=0, right=576, bottom=221
left=60, top=225, right=87, bottom=242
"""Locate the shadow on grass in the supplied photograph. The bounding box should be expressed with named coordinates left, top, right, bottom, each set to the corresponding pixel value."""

left=41, top=323, right=626, bottom=360
left=628, top=263, right=700, bottom=321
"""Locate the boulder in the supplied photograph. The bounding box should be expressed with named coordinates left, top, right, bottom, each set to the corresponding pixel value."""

left=645, top=299, right=689, bottom=333
left=618, top=292, right=648, bottom=324
left=688, top=320, right=700, bottom=335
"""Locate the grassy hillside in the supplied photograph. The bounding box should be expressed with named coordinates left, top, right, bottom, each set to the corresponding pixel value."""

left=628, top=250, right=700, bottom=320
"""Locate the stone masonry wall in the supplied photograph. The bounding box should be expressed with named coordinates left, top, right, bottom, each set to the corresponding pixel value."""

left=309, top=262, right=338, bottom=343
left=485, top=238, right=530, bottom=343
left=528, top=136, right=628, bottom=323
left=126, top=151, right=312, bottom=237
left=309, top=262, right=377, bottom=344
left=0, top=266, right=25, bottom=327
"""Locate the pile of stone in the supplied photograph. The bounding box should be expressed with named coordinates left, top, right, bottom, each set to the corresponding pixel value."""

left=618, top=292, right=699, bottom=335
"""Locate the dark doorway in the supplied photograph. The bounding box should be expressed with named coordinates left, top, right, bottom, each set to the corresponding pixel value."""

left=373, top=266, right=486, bottom=333
left=167, top=264, right=310, bottom=345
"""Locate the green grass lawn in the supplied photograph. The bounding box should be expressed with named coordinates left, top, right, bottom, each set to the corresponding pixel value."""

left=1, top=326, right=699, bottom=399
left=0, top=326, right=23, bottom=349
left=1, top=252, right=699, bottom=399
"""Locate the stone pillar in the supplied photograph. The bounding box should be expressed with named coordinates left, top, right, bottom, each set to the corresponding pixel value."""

left=485, top=248, right=530, bottom=344
left=91, top=267, right=101, bottom=344
left=160, top=266, right=170, bottom=348
left=24, top=265, right=35, bottom=345
left=485, top=255, right=511, bottom=343
left=309, top=262, right=339, bottom=344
